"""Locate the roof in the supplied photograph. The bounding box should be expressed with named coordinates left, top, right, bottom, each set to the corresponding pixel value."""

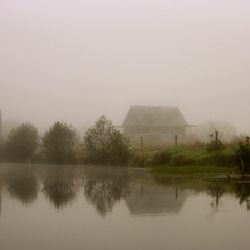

left=122, top=106, right=188, bottom=127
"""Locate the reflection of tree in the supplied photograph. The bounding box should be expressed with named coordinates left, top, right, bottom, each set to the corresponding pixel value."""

left=207, top=184, right=224, bottom=207
left=206, top=184, right=225, bottom=218
left=0, top=176, right=2, bottom=215
left=234, top=183, right=250, bottom=207
left=43, top=167, right=79, bottom=209
left=6, top=166, right=39, bottom=205
left=84, top=168, right=130, bottom=217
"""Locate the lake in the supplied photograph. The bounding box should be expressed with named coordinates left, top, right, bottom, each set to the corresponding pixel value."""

left=0, top=164, right=249, bottom=250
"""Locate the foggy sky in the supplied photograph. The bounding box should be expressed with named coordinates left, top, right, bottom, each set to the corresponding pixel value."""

left=1, top=0, right=250, bottom=133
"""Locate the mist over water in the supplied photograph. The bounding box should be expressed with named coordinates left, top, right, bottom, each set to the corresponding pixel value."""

left=1, top=0, right=250, bottom=133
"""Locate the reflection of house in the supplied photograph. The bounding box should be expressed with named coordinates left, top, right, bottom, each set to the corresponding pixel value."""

left=125, top=183, right=187, bottom=216
left=122, top=106, right=195, bottom=146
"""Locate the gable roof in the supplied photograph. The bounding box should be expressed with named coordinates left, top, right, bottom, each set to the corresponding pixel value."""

left=122, top=106, right=188, bottom=127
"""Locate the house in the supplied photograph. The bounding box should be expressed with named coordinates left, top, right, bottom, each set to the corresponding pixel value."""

left=121, top=106, right=195, bottom=146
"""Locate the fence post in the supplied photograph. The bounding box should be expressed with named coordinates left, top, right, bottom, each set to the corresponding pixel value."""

left=175, top=135, right=178, bottom=146
left=141, top=136, right=144, bottom=148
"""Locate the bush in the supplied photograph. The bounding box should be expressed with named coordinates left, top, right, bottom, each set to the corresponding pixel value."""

left=42, top=121, right=79, bottom=164
left=171, top=154, right=193, bottom=166
left=129, top=151, right=154, bottom=167
left=128, top=152, right=145, bottom=167
left=196, top=151, right=235, bottom=166
left=5, top=123, right=39, bottom=162
left=215, top=151, right=237, bottom=166
left=84, top=116, right=131, bottom=165
left=152, top=150, right=172, bottom=165
left=206, top=140, right=224, bottom=152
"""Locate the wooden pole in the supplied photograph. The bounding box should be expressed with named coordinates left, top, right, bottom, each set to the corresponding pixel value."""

left=175, top=135, right=178, bottom=146
left=141, top=136, right=144, bottom=167
left=141, top=136, right=143, bottom=148
left=215, top=130, right=219, bottom=145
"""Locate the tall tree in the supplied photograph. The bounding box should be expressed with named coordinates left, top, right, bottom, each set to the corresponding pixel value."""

left=5, top=122, right=39, bottom=162
left=84, top=115, right=130, bottom=165
left=42, top=121, right=78, bottom=164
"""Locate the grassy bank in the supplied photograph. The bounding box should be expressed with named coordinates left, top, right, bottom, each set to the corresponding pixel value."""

left=131, top=143, right=240, bottom=175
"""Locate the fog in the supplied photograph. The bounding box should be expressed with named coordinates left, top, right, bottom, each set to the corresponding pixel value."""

left=1, top=0, right=250, bottom=133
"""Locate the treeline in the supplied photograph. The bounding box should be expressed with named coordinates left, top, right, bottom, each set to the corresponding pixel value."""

left=1, top=115, right=250, bottom=172
left=0, top=116, right=131, bottom=165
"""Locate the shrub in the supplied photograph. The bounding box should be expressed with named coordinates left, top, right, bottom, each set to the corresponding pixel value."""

left=196, top=151, right=236, bottom=167
left=129, top=151, right=155, bottom=167
left=152, top=150, right=172, bottom=165
left=171, top=154, right=193, bottom=166
left=215, top=151, right=237, bottom=166
left=206, top=140, right=224, bottom=152
left=84, top=116, right=131, bottom=165
left=42, top=121, right=79, bottom=164
left=128, top=152, right=146, bottom=167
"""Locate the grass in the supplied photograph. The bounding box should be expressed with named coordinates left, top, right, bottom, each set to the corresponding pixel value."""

left=131, top=143, right=240, bottom=176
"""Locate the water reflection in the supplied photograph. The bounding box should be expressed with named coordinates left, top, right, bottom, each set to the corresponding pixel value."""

left=206, top=183, right=225, bottom=209
left=126, top=183, right=187, bottom=216
left=42, top=166, right=79, bottom=209
left=83, top=168, right=130, bottom=217
left=0, top=165, right=250, bottom=216
left=0, top=174, right=2, bottom=215
left=234, top=182, right=250, bottom=208
left=154, top=175, right=250, bottom=212
left=5, top=166, right=39, bottom=205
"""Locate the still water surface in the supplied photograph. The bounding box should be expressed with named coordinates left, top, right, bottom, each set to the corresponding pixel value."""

left=0, top=164, right=250, bottom=250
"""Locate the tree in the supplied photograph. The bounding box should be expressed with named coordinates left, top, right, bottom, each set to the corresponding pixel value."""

left=236, top=140, right=250, bottom=173
left=84, top=115, right=131, bottom=165
left=5, top=122, right=39, bottom=161
left=0, top=141, right=4, bottom=161
left=42, top=121, right=79, bottom=164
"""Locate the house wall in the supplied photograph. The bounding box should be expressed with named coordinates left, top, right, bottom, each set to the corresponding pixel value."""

left=123, top=126, right=194, bottom=146
left=124, top=126, right=186, bottom=135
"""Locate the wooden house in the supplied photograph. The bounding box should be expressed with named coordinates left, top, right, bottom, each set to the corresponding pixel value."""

left=122, top=106, right=194, bottom=146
